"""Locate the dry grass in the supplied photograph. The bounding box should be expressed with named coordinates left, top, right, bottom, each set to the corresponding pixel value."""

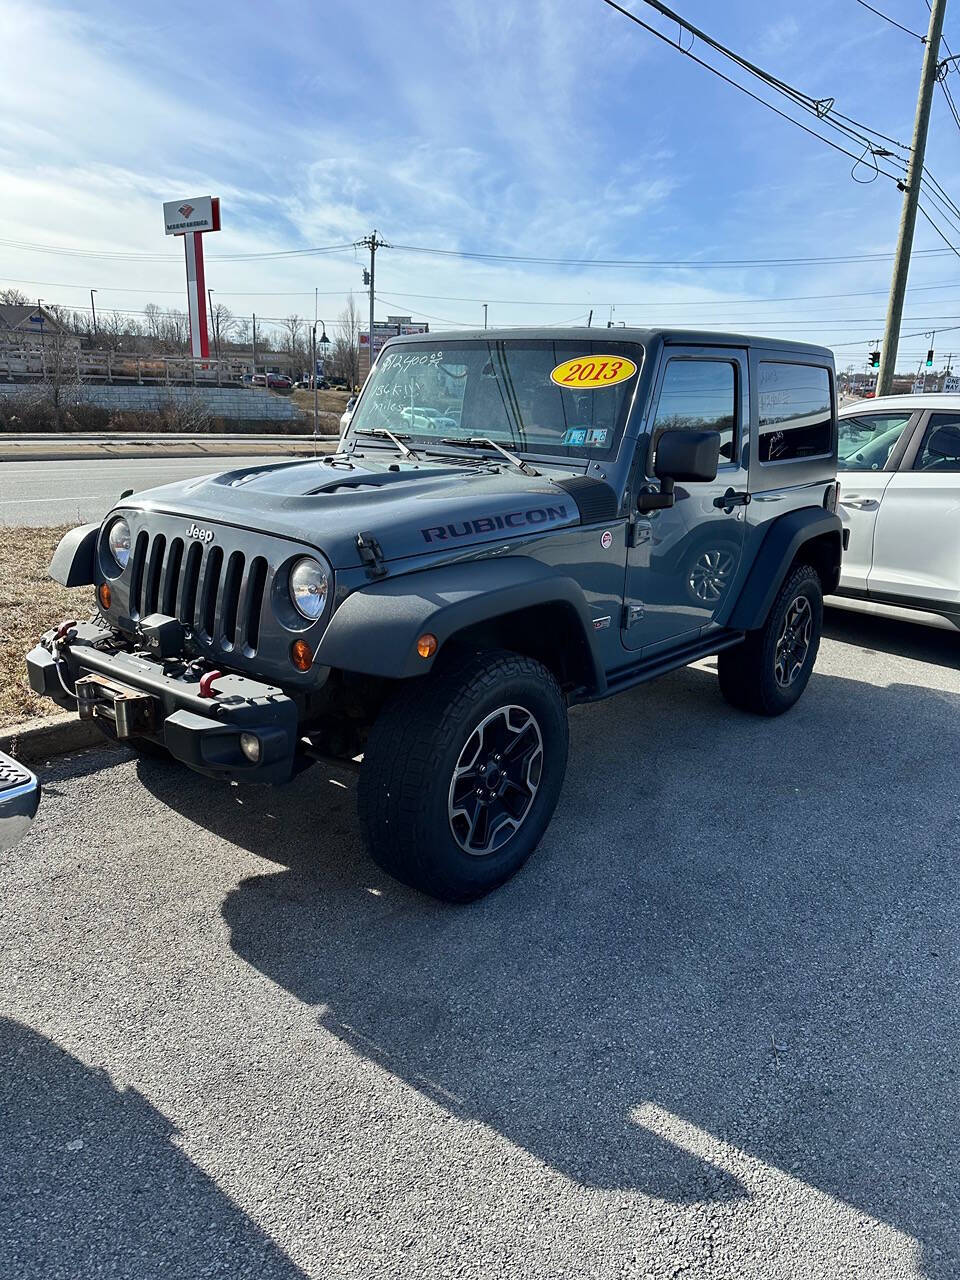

left=291, top=388, right=351, bottom=433
left=0, top=526, right=78, bottom=727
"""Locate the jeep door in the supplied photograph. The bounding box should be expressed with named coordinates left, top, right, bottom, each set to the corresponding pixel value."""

left=622, top=346, right=749, bottom=652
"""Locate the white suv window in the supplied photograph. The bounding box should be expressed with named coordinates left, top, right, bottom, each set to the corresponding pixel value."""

left=915, top=413, right=960, bottom=472
left=838, top=412, right=913, bottom=472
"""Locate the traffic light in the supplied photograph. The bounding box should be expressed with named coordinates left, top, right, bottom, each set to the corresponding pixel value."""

left=870, top=350, right=880, bottom=369
left=362, top=269, right=371, bottom=285
left=926, top=348, right=935, bottom=368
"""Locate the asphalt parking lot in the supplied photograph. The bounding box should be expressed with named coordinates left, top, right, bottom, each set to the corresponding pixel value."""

left=2, top=606, right=959, bottom=1279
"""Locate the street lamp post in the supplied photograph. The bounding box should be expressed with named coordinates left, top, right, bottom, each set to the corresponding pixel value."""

left=311, top=318, right=330, bottom=435
left=90, top=289, right=98, bottom=338
left=207, top=287, right=220, bottom=362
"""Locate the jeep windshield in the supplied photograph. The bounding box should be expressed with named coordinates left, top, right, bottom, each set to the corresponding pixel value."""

left=347, top=338, right=642, bottom=459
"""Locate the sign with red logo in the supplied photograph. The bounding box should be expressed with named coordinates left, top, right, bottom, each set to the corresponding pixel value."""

left=162, top=196, right=220, bottom=236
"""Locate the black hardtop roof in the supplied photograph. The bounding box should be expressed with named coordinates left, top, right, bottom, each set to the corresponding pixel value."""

left=385, top=326, right=834, bottom=360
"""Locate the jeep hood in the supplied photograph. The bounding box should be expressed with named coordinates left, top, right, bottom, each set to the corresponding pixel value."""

left=122, top=451, right=605, bottom=569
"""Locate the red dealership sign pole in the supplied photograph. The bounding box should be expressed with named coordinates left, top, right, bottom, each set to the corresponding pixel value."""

left=162, top=196, right=221, bottom=360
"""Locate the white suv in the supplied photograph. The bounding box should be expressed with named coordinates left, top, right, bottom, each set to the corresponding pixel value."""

left=836, top=393, right=960, bottom=629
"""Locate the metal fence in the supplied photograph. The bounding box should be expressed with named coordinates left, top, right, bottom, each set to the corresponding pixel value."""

left=0, top=345, right=291, bottom=387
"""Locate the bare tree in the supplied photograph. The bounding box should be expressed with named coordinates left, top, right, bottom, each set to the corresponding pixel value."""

left=39, top=323, right=80, bottom=428
left=333, top=295, right=361, bottom=388
left=280, top=314, right=307, bottom=371
left=0, top=287, right=29, bottom=305
left=211, top=302, right=237, bottom=354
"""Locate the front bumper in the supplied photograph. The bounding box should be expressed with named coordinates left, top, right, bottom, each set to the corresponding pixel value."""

left=26, top=622, right=300, bottom=784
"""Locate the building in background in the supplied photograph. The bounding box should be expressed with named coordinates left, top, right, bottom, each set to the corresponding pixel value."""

left=359, top=315, right=428, bottom=378
left=0, top=304, right=80, bottom=350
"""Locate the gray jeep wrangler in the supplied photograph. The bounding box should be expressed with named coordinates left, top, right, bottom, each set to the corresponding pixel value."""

left=27, top=328, right=843, bottom=901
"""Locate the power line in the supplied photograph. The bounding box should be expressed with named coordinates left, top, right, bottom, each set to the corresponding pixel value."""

left=918, top=200, right=960, bottom=256
left=599, top=0, right=910, bottom=183
left=389, top=242, right=959, bottom=268
left=853, top=0, right=925, bottom=40
left=0, top=236, right=357, bottom=264
left=601, top=1, right=911, bottom=183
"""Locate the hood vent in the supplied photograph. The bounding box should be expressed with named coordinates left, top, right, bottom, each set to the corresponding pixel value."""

left=553, top=475, right=619, bottom=524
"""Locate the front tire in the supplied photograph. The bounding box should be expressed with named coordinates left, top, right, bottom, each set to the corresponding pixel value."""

left=358, top=650, right=569, bottom=902
left=718, top=564, right=823, bottom=716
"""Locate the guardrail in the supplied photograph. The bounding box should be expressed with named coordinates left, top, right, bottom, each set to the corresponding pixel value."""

left=0, top=346, right=291, bottom=388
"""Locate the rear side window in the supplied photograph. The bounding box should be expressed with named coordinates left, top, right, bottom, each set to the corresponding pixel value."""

left=758, top=362, right=832, bottom=463
left=915, top=412, right=960, bottom=472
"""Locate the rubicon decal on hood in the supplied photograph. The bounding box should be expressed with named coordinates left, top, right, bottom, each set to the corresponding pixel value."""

left=421, top=504, right=569, bottom=543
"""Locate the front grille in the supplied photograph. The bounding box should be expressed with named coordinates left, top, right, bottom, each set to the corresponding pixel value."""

left=128, top=531, right=268, bottom=655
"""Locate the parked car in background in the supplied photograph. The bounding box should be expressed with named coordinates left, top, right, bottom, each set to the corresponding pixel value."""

left=834, top=393, right=960, bottom=629
left=340, top=395, right=356, bottom=434
left=251, top=373, right=293, bottom=391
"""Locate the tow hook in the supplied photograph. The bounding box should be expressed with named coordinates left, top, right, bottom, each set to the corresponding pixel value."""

left=198, top=670, right=224, bottom=698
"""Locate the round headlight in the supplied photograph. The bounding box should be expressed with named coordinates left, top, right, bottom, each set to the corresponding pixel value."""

left=289, top=556, right=330, bottom=621
left=107, top=517, right=131, bottom=569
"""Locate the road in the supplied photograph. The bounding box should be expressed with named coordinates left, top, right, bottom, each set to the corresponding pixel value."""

left=0, top=456, right=313, bottom=526
left=3, top=610, right=960, bottom=1279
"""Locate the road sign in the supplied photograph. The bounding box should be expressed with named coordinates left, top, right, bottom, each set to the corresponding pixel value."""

left=913, top=375, right=926, bottom=394
left=944, top=375, right=960, bottom=392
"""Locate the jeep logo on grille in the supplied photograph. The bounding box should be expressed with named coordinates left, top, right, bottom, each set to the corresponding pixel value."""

left=186, top=523, right=215, bottom=544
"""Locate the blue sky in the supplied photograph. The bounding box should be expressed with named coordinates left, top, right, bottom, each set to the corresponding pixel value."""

left=1, top=0, right=959, bottom=368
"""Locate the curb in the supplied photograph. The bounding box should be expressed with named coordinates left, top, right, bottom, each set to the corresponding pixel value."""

left=1, top=434, right=340, bottom=463
left=0, top=713, right=104, bottom=764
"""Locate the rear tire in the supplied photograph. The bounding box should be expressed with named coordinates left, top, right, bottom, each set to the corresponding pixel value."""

left=358, top=650, right=568, bottom=902
left=718, top=564, right=823, bottom=716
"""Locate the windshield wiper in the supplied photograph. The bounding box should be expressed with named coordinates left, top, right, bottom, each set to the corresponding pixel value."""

left=352, top=427, right=420, bottom=460
left=439, top=436, right=539, bottom=476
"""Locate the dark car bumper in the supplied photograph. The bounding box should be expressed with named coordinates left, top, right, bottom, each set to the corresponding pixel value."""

left=26, top=623, right=300, bottom=784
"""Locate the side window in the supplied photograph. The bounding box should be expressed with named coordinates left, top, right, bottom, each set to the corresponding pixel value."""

left=837, top=412, right=913, bottom=472
left=914, top=413, right=960, bottom=472
left=651, top=359, right=737, bottom=467
left=758, top=363, right=832, bottom=463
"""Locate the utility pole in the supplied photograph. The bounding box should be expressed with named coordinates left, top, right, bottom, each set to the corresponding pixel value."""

left=252, top=313, right=257, bottom=376
left=587, top=309, right=593, bottom=328
left=90, top=289, right=98, bottom=338
left=483, top=303, right=488, bottom=329
left=358, top=230, right=387, bottom=377
left=877, top=0, right=947, bottom=396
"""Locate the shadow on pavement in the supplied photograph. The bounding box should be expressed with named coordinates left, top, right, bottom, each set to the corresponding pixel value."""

left=825, top=603, right=959, bottom=667
left=0, top=1018, right=307, bottom=1280
left=139, top=659, right=960, bottom=1277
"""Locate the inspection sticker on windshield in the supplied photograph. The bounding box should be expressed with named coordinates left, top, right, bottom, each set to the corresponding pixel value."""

left=562, top=426, right=609, bottom=447
left=550, top=354, right=637, bottom=389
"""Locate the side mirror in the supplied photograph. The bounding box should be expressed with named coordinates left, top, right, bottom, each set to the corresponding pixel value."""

left=639, top=429, right=722, bottom=512
left=0, top=750, right=40, bottom=852
left=655, top=429, right=722, bottom=483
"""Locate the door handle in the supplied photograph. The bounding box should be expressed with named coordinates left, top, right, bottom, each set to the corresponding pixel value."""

left=714, top=487, right=751, bottom=513
left=844, top=497, right=879, bottom=510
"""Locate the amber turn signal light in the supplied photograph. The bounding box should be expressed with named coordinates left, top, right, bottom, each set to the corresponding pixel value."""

left=97, top=583, right=112, bottom=610
left=416, top=633, right=438, bottom=659
left=290, top=639, right=313, bottom=671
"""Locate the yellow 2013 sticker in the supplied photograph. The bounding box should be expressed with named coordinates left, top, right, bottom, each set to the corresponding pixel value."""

left=550, top=354, right=638, bottom=390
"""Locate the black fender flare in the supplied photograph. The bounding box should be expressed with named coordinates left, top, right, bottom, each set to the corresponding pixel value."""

left=726, top=508, right=843, bottom=631
left=315, top=556, right=604, bottom=687
left=49, top=523, right=99, bottom=587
